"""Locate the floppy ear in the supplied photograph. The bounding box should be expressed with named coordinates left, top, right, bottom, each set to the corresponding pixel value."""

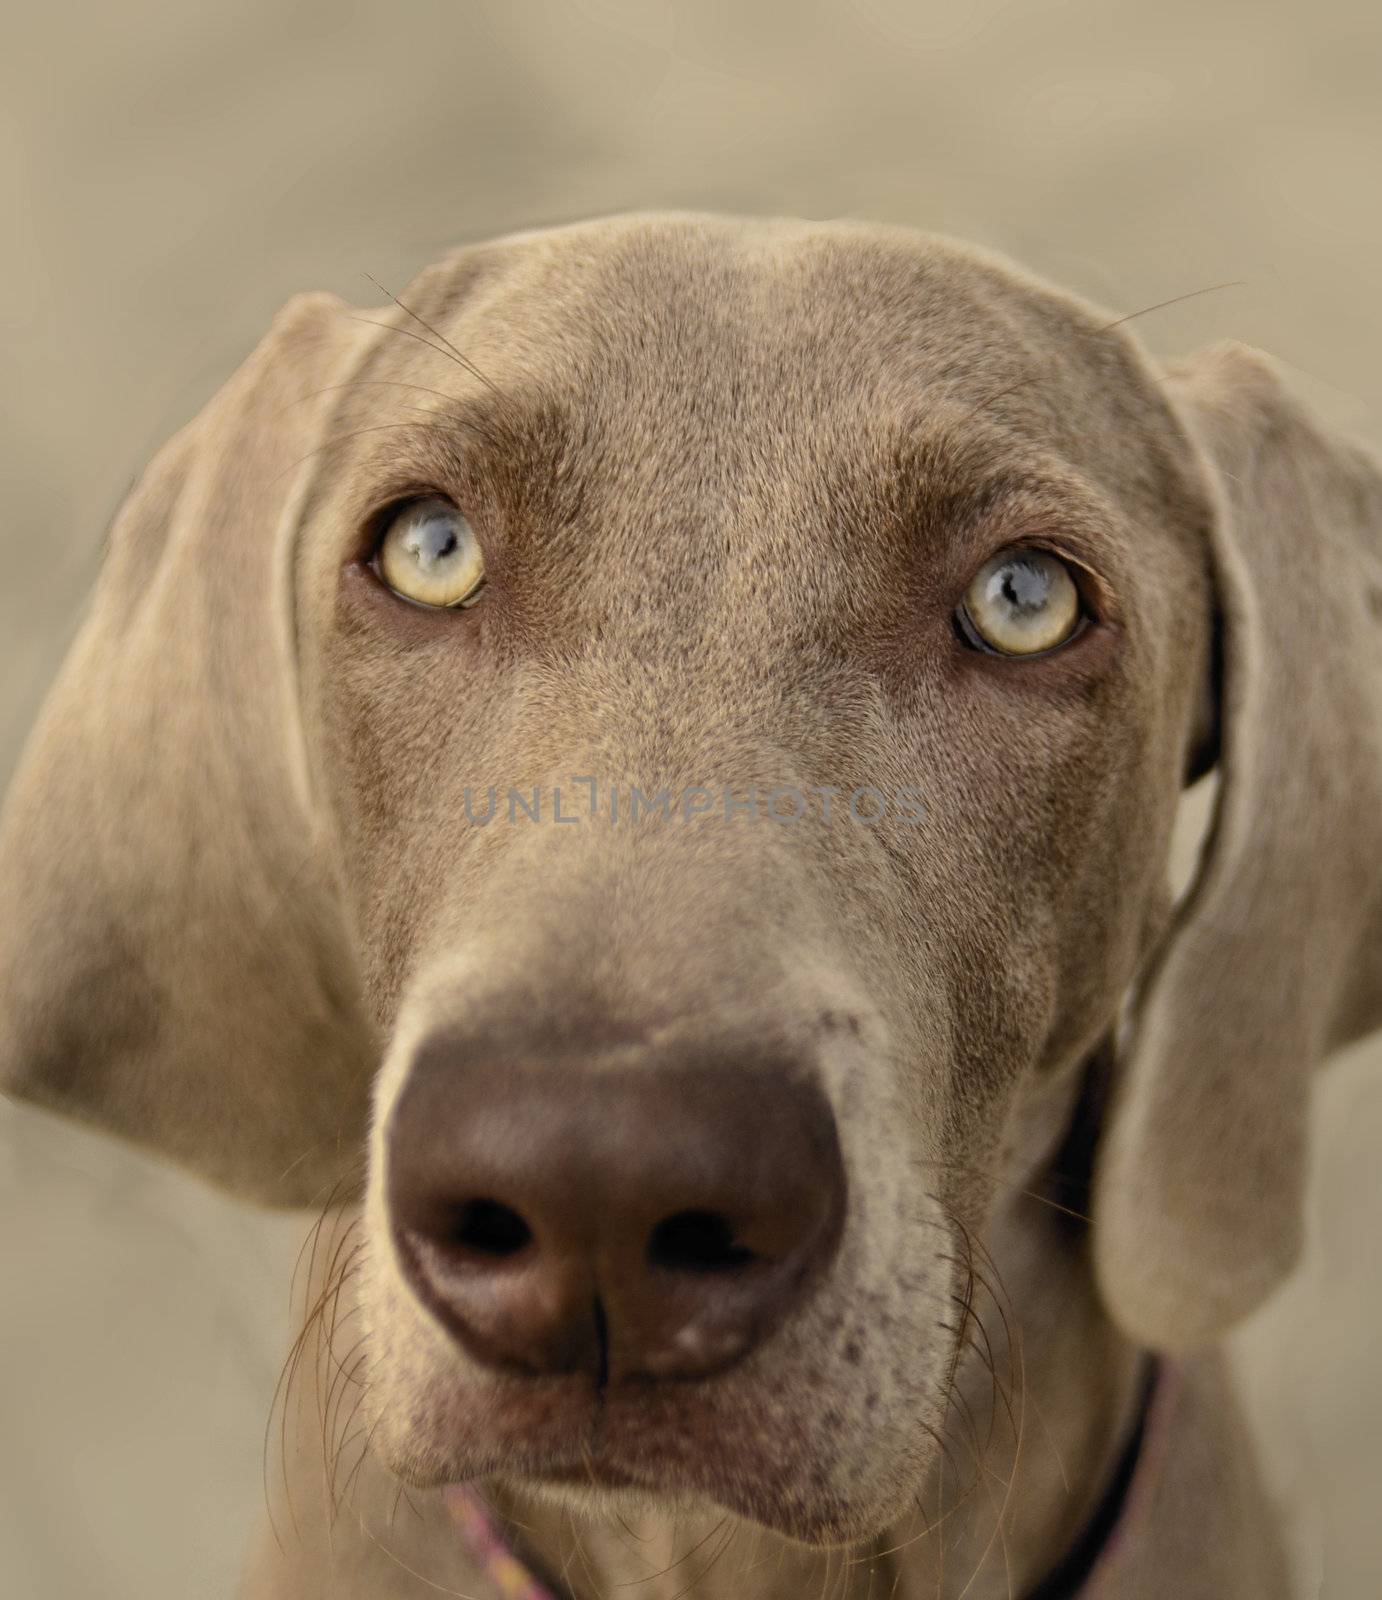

left=1094, top=342, right=1382, bottom=1351
left=0, top=294, right=380, bottom=1205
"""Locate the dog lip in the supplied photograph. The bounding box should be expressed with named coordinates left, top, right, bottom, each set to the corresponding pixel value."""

left=415, top=1370, right=882, bottom=1543
left=430, top=1383, right=751, bottom=1499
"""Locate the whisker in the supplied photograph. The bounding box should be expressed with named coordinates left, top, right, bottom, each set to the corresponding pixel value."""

left=917, top=1156, right=1094, bottom=1226
left=1023, top=1382, right=1071, bottom=1497
left=955, top=279, right=1242, bottom=435
left=328, top=1404, right=369, bottom=1513
left=610, top=1506, right=650, bottom=1546
left=272, top=419, right=469, bottom=487
left=354, top=1509, right=484, bottom=1597
left=288, top=1180, right=350, bottom=1308
left=960, top=376, right=1039, bottom=426
left=668, top=1517, right=737, bottom=1600
left=613, top=1512, right=730, bottom=1588
left=338, top=1409, right=385, bottom=1513
left=263, top=1186, right=350, bottom=1546
left=278, top=378, right=473, bottom=418
left=348, top=315, right=487, bottom=385
left=363, top=275, right=504, bottom=398
left=1098, top=280, right=1245, bottom=334
left=324, top=1339, right=371, bottom=1485
left=556, top=1504, right=584, bottom=1597
left=266, top=1211, right=362, bottom=1544
left=566, top=1451, right=603, bottom=1596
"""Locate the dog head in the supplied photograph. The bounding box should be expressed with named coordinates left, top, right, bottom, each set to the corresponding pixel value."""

left=2, top=214, right=1378, bottom=1542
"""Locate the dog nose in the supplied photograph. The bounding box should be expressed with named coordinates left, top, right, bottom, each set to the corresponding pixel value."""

left=385, top=1039, right=846, bottom=1384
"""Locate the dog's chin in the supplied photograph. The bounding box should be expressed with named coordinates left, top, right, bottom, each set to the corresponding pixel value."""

left=377, top=1414, right=921, bottom=1548
left=495, top=1472, right=912, bottom=1548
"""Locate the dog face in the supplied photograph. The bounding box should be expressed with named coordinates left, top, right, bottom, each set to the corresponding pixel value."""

left=299, top=216, right=1209, bottom=1537
left=2, top=215, right=1378, bottom=1545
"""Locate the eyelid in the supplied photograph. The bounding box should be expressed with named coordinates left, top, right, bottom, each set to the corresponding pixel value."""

left=944, top=461, right=1125, bottom=604
left=358, top=487, right=458, bottom=558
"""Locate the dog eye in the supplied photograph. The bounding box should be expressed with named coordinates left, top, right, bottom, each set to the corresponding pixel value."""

left=373, top=497, right=486, bottom=609
left=957, top=547, right=1082, bottom=656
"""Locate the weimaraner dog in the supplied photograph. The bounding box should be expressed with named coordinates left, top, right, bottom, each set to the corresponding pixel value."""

left=2, top=213, right=1379, bottom=1599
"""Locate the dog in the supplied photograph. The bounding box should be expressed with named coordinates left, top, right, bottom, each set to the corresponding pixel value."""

left=1, top=212, right=1379, bottom=1598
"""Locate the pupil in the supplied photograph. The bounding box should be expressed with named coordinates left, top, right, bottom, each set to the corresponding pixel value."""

left=410, top=515, right=458, bottom=568
left=999, top=559, right=1049, bottom=614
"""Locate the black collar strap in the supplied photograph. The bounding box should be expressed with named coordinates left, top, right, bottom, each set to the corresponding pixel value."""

left=1024, top=1355, right=1165, bottom=1600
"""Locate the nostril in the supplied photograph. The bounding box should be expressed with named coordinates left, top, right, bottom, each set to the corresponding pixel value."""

left=446, top=1198, right=534, bottom=1259
left=648, top=1209, right=759, bottom=1274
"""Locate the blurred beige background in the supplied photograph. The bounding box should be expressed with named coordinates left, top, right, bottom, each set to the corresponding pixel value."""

left=1, top=2, right=1379, bottom=1596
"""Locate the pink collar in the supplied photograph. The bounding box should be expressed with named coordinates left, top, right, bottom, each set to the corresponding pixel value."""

left=444, top=1360, right=1174, bottom=1600
left=445, top=1484, right=561, bottom=1599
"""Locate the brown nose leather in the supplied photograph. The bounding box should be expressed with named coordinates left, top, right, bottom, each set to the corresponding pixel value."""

left=386, top=1035, right=847, bottom=1384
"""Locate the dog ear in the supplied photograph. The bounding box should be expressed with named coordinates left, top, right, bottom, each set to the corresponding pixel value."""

left=1093, top=342, right=1382, bottom=1350
left=0, top=293, right=380, bottom=1206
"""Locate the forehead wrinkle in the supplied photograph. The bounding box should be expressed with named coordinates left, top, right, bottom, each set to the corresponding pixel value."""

left=287, top=388, right=588, bottom=594
left=329, top=376, right=1137, bottom=593
left=839, top=398, right=1116, bottom=547
left=346, top=390, right=580, bottom=496
left=313, top=302, right=1160, bottom=612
